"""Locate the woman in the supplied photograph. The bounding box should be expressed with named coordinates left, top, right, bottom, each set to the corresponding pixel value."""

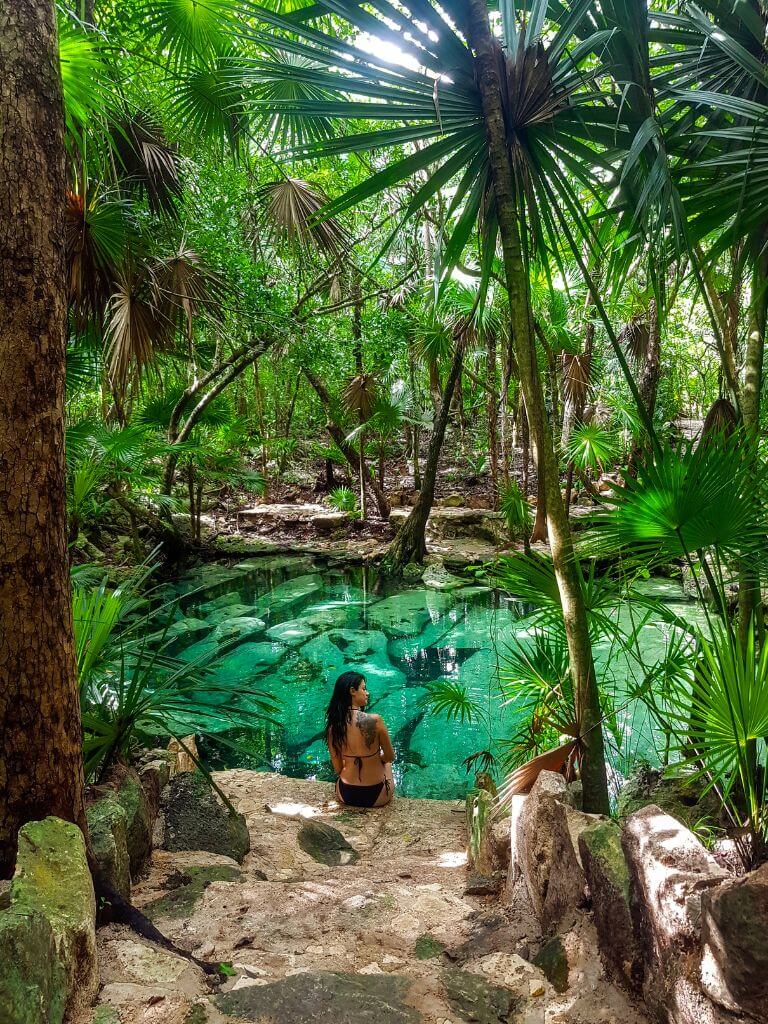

left=326, top=670, right=395, bottom=808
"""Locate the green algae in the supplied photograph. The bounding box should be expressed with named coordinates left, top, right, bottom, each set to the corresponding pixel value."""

left=143, top=865, right=242, bottom=920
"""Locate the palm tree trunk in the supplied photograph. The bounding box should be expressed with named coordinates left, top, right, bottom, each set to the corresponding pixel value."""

left=738, top=247, right=768, bottom=651
left=382, top=342, right=463, bottom=570
left=0, top=0, right=87, bottom=873
left=487, top=329, right=500, bottom=505
left=465, top=0, right=609, bottom=814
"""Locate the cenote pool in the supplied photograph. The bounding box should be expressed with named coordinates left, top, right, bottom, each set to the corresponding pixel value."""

left=153, top=556, right=707, bottom=800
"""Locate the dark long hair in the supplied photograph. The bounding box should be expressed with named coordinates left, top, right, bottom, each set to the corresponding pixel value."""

left=326, top=671, right=365, bottom=754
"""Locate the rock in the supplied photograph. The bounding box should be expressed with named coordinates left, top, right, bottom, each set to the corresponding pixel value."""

left=540, top=801, right=600, bottom=933
left=167, top=735, right=198, bottom=773
left=158, top=772, right=250, bottom=863
left=617, top=766, right=721, bottom=831
left=143, top=860, right=243, bottom=921
left=579, top=821, right=641, bottom=991
left=114, top=766, right=154, bottom=879
left=0, top=818, right=98, bottom=1021
left=533, top=937, right=569, bottom=993
left=216, top=970, right=420, bottom=1023
left=297, top=820, right=359, bottom=866
left=490, top=818, right=512, bottom=873
left=438, top=493, right=465, bottom=508
left=442, top=966, right=515, bottom=1023
left=467, top=788, right=495, bottom=875
left=422, top=564, right=467, bottom=590
left=137, top=757, right=172, bottom=821
left=402, top=562, right=424, bottom=581
left=464, top=872, right=503, bottom=897
left=87, top=794, right=131, bottom=899
left=700, top=862, right=768, bottom=1018
left=622, top=804, right=730, bottom=1023
left=414, top=934, right=445, bottom=960
left=311, top=512, right=352, bottom=534
left=212, top=615, right=266, bottom=642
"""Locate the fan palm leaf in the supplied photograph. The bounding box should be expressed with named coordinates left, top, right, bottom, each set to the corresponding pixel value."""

left=104, top=266, right=173, bottom=399
left=253, top=177, right=347, bottom=254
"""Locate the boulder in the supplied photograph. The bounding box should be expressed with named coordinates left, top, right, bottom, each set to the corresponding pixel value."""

left=442, top=967, right=514, bottom=1023
left=212, top=615, right=266, bottom=643
left=297, top=820, right=359, bottom=866
left=0, top=818, right=98, bottom=1022
left=114, top=766, right=153, bottom=879
left=158, top=771, right=250, bottom=863
left=579, top=821, right=642, bottom=991
left=700, top=862, right=768, bottom=1019
left=86, top=794, right=131, bottom=899
left=622, top=805, right=730, bottom=1024
left=422, top=564, right=466, bottom=591
left=311, top=511, right=352, bottom=534
left=137, top=757, right=172, bottom=821
left=532, top=936, right=569, bottom=993
left=617, top=766, right=721, bottom=831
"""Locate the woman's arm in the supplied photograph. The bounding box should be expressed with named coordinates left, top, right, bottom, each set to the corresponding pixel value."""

left=327, top=729, right=343, bottom=775
left=378, top=719, right=395, bottom=764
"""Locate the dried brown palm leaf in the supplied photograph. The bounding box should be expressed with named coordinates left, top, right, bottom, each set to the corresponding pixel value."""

left=342, top=373, right=379, bottom=421
left=619, top=316, right=650, bottom=364
left=253, top=177, right=347, bottom=255
left=105, top=266, right=172, bottom=400
left=65, top=192, right=118, bottom=327
left=153, top=246, right=228, bottom=343
left=497, top=740, right=579, bottom=805
left=699, top=397, right=738, bottom=446
left=561, top=351, right=591, bottom=407
left=114, top=110, right=182, bottom=216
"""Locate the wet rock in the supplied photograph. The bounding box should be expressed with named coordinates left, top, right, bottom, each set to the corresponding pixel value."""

left=442, top=966, right=515, bottom=1022
left=422, top=564, right=466, bottom=591
left=216, top=970, right=419, bottom=1023
left=617, top=766, right=721, bottom=831
left=297, top=820, right=359, bottom=866
left=87, top=793, right=131, bottom=899
left=700, top=862, right=768, bottom=1018
left=1, top=817, right=98, bottom=1021
left=622, top=805, right=729, bottom=1023
left=115, top=766, right=154, bottom=879
left=205, top=602, right=257, bottom=624
left=533, top=937, right=569, bottom=993
left=579, top=821, right=641, bottom=991
left=212, top=615, right=267, bottom=642
left=158, top=772, right=250, bottom=863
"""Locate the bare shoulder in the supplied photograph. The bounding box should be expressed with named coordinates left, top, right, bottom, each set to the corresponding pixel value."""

left=355, top=710, right=381, bottom=747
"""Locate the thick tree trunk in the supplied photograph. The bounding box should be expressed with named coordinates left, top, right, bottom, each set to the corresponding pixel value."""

left=0, top=0, right=87, bottom=874
left=465, top=1, right=609, bottom=814
left=382, top=342, right=464, bottom=570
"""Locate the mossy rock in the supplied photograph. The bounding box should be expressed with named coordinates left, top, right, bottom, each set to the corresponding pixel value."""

left=0, top=908, right=65, bottom=1024
left=297, top=821, right=359, bottom=866
left=616, top=766, right=721, bottom=830
left=115, top=768, right=153, bottom=879
left=7, top=817, right=98, bottom=1019
left=533, top=936, right=569, bottom=993
left=143, top=864, right=242, bottom=921
left=91, top=1007, right=121, bottom=1024
left=442, top=968, right=514, bottom=1024
left=414, top=934, right=444, bottom=960
left=87, top=794, right=131, bottom=899
left=159, top=772, right=250, bottom=863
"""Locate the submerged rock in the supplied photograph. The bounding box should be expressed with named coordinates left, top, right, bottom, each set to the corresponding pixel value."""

left=212, top=615, right=267, bottom=642
left=297, top=820, right=359, bottom=866
left=422, top=564, right=467, bottom=591
left=158, top=772, right=250, bottom=863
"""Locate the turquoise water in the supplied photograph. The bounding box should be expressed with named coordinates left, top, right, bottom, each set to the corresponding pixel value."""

left=154, top=557, right=705, bottom=800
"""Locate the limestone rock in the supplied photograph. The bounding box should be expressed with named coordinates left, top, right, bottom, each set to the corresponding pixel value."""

left=211, top=615, right=266, bottom=643
left=297, top=820, right=359, bottom=866
left=422, top=564, right=466, bottom=591
left=622, top=805, right=730, bottom=1023
left=490, top=817, right=512, bottom=873
left=158, top=772, right=250, bottom=863
left=7, top=818, right=98, bottom=1020
left=143, top=860, right=243, bottom=921
left=0, top=906, right=65, bottom=1024
left=617, top=766, right=721, bottom=831
left=533, top=937, right=569, bottom=993
left=216, top=970, right=420, bottom=1023
left=114, top=766, right=154, bottom=879
left=700, top=862, right=768, bottom=1019
left=87, top=794, right=131, bottom=899
left=442, top=967, right=515, bottom=1023
left=579, top=821, right=641, bottom=991
left=467, top=788, right=495, bottom=875
left=540, top=802, right=601, bottom=933
left=311, top=511, right=352, bottom=534
left=137, top=757, right=172, bottom=821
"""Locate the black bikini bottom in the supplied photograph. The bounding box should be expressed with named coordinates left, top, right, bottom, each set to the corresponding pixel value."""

left=337, top=778, right=385, bottom=808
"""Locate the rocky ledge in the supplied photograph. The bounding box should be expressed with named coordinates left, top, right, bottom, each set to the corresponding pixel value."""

left=87, top=771, right=649, bottom=1024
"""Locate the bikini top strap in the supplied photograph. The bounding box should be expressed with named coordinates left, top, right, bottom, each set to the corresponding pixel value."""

left=342, top=749, right=380, bottom=780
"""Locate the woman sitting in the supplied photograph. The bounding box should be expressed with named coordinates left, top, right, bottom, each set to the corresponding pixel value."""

left=325, top=670, right=395, bottom=808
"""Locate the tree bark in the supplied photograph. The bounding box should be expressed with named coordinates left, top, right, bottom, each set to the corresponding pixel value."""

left=464, top=1, right=609, bottom=814
left=0, top=0, right=87, bottom=874
left=382, top=341, right=464, bottom=570
left=486, top=328, right=500, bottom=504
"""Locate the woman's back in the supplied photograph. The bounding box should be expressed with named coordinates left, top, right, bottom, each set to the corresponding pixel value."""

left=340, top=710, right=387, bottom=785
left=325, top=671, right=395, bottom=809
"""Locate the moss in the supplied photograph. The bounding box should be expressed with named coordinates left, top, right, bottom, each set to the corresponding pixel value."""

left=115, top=770, right=152, bottom=877
left=579, top=821, right=630, bottom=901
left=143, top=865, right=242, bottom=921
left=414, top=934, right=445, bottom=960
left=91, top=1007, right=121, bottom=1024
left=533, top=936, right=569, bottom=993
left=183, top=1005, right=209, bottom=1024
left=0, top=909, right=66, bottom=1024
left=87, top=795, right=131, bottom=899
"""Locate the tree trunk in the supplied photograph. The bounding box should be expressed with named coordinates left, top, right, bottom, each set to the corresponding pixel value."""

left=738, top=246, right=768, bottom=651
left=465, top=1, right=609, bottom=814
left=486, top=328, right=500, bottom=504
left=382, top=342, right=464, bottom=570
left=302, top=366, right=390, bottom=519
left=0, top=0, right=87, bottom=874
